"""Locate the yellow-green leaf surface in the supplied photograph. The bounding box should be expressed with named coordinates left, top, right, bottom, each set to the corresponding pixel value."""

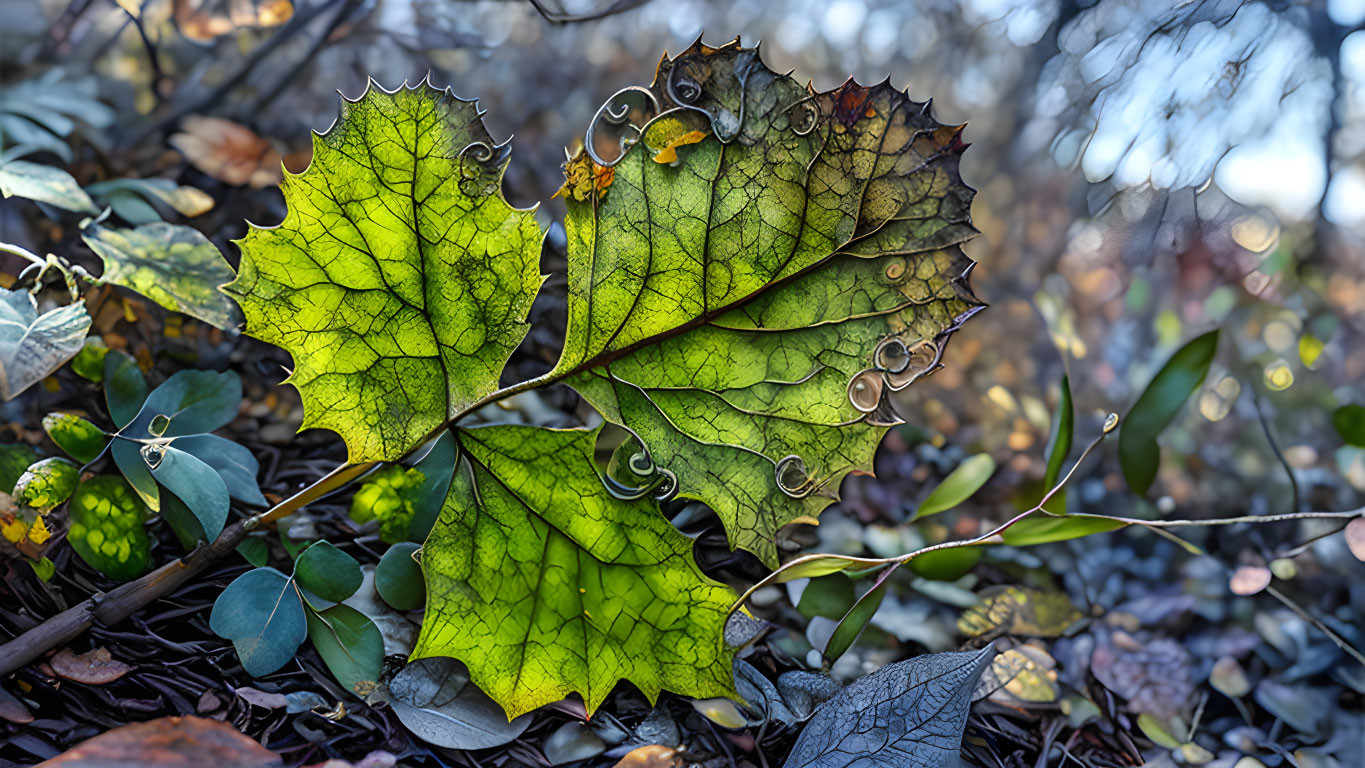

left=82, top=222, right=239, bottom=330
left=411, top=424, right=736, bottom=718
left=224, top=81, right=543, bottom=461
left=559, top=41, right=980, bottom=565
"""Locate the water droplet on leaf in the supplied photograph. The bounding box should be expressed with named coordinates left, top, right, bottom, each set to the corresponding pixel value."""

left=846, top=370, right=883, bottom=413
left=148, top=413, right=171, bottom=437
left=775, top=455, right=812, bottom=498
left=885, top=340, right=939, bottom=390
left=1103, top=413, right=1120, bottom=433
left=874, top=337, right=910, bottom=373
left=140, top=443, right=165, bottom=470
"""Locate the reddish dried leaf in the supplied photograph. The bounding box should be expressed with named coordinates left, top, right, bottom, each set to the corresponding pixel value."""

left=612, top=745, right=684, bottom=768
left=43, top=715, right=282, bottom=767
left=50, top=647, right=132, bottom=685
left=1346, top=517, right=1365, bottom=562
left=1229, top=565, right=1271, bottom=596
left=170, top=116, right=308, bottom=189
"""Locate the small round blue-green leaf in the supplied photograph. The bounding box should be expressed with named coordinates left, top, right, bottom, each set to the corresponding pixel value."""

left=14, top=457, right=79, bottom=511
left=67, top=476, right=151, bottom=581
left=126, top=369, right=241, bottom=438
left=111, top=438, right=159, bottom=511
left=1334, top=405, right=1365, bottom=448
left=915, top=454, right=996, bottom=520
left=306, top=603, right=384, bottom=695
left=209, top=567, right=307, bottom=677
left=103, top=351, right=148, bottom=429
left=149, top=445, right=229, bottom=540
left=376, top=542, right=425, bottom=611
left=295, top=540, right=362, bottom=603
left=42, top=412, right=107, bottom=464
left=71, top=337, right=108, bottom=383
left=175, top=434, right=266, bottom=506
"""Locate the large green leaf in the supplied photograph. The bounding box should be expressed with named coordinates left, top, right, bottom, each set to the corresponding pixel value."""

left=82, top=222, right=239, bottom=330
left=224, top=81, right=544, bottom=462
left=411, top=424, right=736, bottom=718
left=558, top=41, right=980, bottom=565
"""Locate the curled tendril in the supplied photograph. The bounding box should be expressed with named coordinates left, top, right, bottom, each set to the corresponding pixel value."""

left=457, top=140, right=494, bottom=180
left=775, top=455, right=816, bottom=499
left=603, top=445, right=678, bottom=502
left=784, top=96, right=820, bottom=136
left=585, top=86, right=660, bottom=167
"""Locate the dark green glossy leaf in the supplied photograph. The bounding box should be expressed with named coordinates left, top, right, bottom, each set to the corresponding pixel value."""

left=294, top=541, right=362, bottom=603
left=42, top=412, right=107, bottom=464
left=306, top=603, right=383, bottom=695
left=1043, top=375, right=1073, bottom=489
left=1334, top=404, right=1365, bottom=448
left=67, top=476, right=151, bottom=581
left=1119, top=330, right=1218, bottom=495
left=237, top=536, right=269, bottom=567
left=823, top=567, right=893, bottom=663
left=209, top=567, right=307, bottom=677
left=376, top=542, right=425, bottom=611
left=0, top=443, right=40, bottom=494
left=907, top=546, right=981, bottom=581
left=797, top=574, right=855, bottom=620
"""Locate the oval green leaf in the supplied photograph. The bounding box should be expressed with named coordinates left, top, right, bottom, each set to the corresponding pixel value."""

left=305, top=603, right=383, bottom=696
left=14, top=456, right=79, bottom=511
left=42, top=412, right=107, bottom=464
left=209, top=567, right=307, bottom=677
left=1118, top=330, right=1218, bottom=495
left=294, top=540, right=362, bottom=603
left=102, top=351, right=148, bottom=428
left=915, top=453, right=996, bottom=520
left=1334, top=404, right=1365, bottom=448
left=376, top=542, right=425, bottom=611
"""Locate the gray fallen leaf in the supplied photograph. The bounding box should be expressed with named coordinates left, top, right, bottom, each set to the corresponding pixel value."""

left=782, top=646, right=996, bottom=768
left=387, top=658, right=531, bottom=750
left=735, top=660, right=798, bottom=726
left=0, top=289, right=90, bottom=400
left=776, top=671, right=840, bottom=722
left=543, top=721, right=606, bottom=765
left=0, top=160, right=96, bottom=212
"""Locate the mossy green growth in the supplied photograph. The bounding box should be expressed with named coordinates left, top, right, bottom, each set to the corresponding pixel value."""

left=68, top=476, right=152, bottom=581
left=349, top=465, right=425, bottom=544
left=14, top=457, right=79, bottom=511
